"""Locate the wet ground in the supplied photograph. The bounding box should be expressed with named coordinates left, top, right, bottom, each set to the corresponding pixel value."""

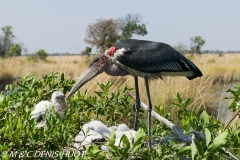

left=207, top=82, right=239, bottom=124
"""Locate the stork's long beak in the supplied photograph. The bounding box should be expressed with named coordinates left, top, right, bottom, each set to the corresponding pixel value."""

left=66, top=63, right=101, bottom=99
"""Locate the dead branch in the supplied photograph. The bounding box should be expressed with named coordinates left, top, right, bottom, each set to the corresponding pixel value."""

left=126, top=91, right=204, bottom=144
left=224, top=109, right=240, bottom=130
left=126, top=91, right=239, bottom=160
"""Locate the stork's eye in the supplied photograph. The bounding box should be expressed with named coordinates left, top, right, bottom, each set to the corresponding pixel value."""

left=100, top=56, right=107, bottom=61
left=89, top=57, right=99, bottom=67
left=93, top=58, right=99, bottom=63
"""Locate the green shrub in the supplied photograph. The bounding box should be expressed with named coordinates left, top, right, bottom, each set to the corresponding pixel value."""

left=36, top=49, right=48, bottom=60
left=0, top=72, right=239, bottom=159
left=27, top=54, right=37, bottom=61
left=207, top=59, right=216, bottom=63
left=6, top=44, right=22, bottom=57
left=81, top=47, right=92, bottom=55
left=27, top=49, right=50, bottom=62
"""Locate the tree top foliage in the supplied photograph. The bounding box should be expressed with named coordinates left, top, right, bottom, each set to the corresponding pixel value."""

left=190, top=36, right=206, bottom=55
left=0, top=25, right=23, bottom=57
left=84, top=13, right=148, bottom=51
left=85, top=19, right=119, bottom=49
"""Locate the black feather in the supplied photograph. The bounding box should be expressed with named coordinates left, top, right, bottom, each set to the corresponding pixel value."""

left=116, top=39, right=202, bottom=79
left=36, top=114, right=43, bottom=122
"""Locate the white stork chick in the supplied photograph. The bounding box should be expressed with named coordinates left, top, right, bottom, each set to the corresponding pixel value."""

left=83, top=120, right=111, bottom=139
left=114, top=123, right=136, bottom=147
left=115, top=123, right=130, bottom=139
left=108, top=125, right=117, bottom=132
left=74, top=129, right=104, bottom=149
left=74, top=120, right=111, bottom=149
left=117, top=124, right=130, bottom=131
left=114, top=130, right=137, bottom=147
left=30, top=91, right=67, bottom=127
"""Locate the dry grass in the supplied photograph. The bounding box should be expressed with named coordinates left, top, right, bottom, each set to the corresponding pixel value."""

left=0, top=56, right=92, bottom=80
left=1, top=54, right=240, bottom=120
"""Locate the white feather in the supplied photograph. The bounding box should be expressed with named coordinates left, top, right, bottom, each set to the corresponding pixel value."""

left=83, top=120, right=111, bottom=139
left=30, top=101, right=53, bottom=120
left=108, top=126, right=118, bottom=132
left=114, top=48, right=126, bottom=58
left=74, top=121, right=137, bottom=150
left=117, top=124, right=129, bottom=131
left=30, top=91, right=67, bottom=128
left=74, top=120, right=110, bottom=149
left=74, top=129, right=104, bottom=149
left=114, top=130, right=136, bottom=147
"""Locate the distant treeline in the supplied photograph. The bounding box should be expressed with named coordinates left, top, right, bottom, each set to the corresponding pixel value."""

left=201, top=50, right=240, bottom=54
left=21, top=51, right=240, bottom=57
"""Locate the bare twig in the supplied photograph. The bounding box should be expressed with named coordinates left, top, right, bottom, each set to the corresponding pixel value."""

left=191, top=132, right=197, bottom=157
left=222, top=148, right=240, bottom=160
left=223, top=109, right=240, bottom=130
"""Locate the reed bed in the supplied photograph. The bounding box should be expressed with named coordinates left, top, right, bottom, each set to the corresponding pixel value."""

left=1, top=54, right=240, bottom=119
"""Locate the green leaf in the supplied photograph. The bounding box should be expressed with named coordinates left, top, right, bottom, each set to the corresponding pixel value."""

left=182, top=98, right=191, bottom=108
left=191, top=143, right=197, bottom=160
left=120, top=134, right=130, bottom=157
left=110, top=130, right=116, bottom=143
left=194, top=140, right=204, bottom=156
left=205, top=128, right=211, bottom=147
left=131, top=128, right=146, bottom=154
left=173, top=92, right=182, bottom=103
left=131, top=137, right=143, bottom=154
left=108, top=143, right=119, bottom=153
left=135, top=128, right=146, bottom=142
left=94, top=91, right=103, bottom=98
left=207, top=131, right=228, bottom=153
left=17, top=118, right=22, bottom=130
left=179, top=146, right=191, bottom=153
left=84, top=145, right=101, bottom=157
left=200, top=110, right=211, bottom=126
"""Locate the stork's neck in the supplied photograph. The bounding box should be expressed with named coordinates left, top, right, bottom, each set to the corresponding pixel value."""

left=52, top=99, right=67, bottom=110
left=104, top=61, right=129, bottom=76
left=53, top=101, right=67, bottom=118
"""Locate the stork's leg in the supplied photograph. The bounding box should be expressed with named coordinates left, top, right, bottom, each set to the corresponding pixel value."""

left=134, top=77, right=140, bottom=131
left=144, top=77, right=152, bottom=148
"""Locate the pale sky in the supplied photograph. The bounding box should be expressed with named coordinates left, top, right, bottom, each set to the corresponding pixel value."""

left=0, top=0, right=239, bottom=54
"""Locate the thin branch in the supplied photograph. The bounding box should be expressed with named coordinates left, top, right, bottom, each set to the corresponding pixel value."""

left=222, top=148, right=240, bottom=160
left=223, top=109, right=240, bottom=130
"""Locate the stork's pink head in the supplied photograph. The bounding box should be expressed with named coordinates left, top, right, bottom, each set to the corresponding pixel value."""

left=107, top=46, right=117, bottom=57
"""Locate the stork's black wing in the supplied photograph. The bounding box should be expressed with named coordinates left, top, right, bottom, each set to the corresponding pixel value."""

left=116, top=39, right=202, bottom=79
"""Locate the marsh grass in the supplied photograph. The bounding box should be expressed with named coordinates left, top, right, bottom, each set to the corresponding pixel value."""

left=1, top=54, right=240, bottom=119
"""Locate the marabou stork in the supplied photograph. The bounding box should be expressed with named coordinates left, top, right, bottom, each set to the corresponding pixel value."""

left=67, top=39, right=203, bottom=147
left=31, top=91, right=67, bottom=127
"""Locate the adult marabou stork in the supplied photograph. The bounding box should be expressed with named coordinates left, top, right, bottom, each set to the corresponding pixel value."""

left=67, top=39, right=203, bottom=147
